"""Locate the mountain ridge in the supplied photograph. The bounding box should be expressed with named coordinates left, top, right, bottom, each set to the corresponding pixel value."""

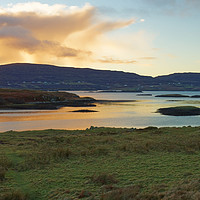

left=0, top=63, right=200, bottom=91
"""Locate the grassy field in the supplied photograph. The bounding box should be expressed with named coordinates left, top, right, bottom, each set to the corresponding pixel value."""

left=0, top=126, right=200, bottom=199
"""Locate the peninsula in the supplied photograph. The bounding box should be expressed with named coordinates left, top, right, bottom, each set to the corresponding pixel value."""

left=0, top=89, right=95, bottom=109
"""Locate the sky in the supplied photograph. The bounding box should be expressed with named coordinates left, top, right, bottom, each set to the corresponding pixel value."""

left=0, top=0, right=200, bottom=76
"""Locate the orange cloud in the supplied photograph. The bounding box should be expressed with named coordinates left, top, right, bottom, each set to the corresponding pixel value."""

left=0, top=2, right=136, bottom=66
left=0, top=2, right=156, bottom=71
left=98, top=57, right=136, bottom=64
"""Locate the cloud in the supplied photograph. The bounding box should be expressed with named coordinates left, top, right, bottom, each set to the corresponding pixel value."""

left=98, top=57, right=136, bottom=64
left=0, top=2, right=88, bottom=15
left=0, top=2, right=156, bottom=72
left=0, top=2, right=140, bottom=66
left=0, top=4, right=96, bottom=42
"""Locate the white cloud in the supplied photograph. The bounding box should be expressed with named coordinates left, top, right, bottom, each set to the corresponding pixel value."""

left=0, top=2, right=93, bottom=15
left=0, top=2, right=154, bottom=70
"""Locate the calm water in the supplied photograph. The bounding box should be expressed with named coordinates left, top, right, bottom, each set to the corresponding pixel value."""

left=0, top=91, right=200, bottom=132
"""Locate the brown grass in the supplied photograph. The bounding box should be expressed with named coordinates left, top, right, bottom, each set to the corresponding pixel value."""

left=0, top=190, right=29, bottom=200
left=0, top=167, right=6, bottom=181
left=101, top=178, right=200, bottom=200
left=91, top=173, right=118, bottom=186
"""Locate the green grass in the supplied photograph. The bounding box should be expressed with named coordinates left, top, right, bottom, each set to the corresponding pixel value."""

left=0, top=126, right=200, bottom=199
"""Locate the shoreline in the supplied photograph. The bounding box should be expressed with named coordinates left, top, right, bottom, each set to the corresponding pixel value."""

left=0, top=99, right=137, bottom=110
left=1, top=125, right=199, bottom=134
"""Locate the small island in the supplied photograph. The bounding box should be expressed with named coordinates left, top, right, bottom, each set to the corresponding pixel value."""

left=71, top=109, right=98, bottom=112
left=98, top=90, right=142, bottom=93
left=157, top=106, right=200, bottom=116
left=191, top=95, right=200, bottom=98
left=155, top=94, right=190, bottom=98
left=137, top=94, right=152, bottom=96
left=0, top=89, right=96, bottom=110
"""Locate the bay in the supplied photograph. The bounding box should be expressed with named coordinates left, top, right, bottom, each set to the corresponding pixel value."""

left=0, top=91, right=199, bottom=132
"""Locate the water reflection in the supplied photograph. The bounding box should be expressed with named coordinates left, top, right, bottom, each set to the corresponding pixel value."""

left=0, top=91, right=199, bottom=132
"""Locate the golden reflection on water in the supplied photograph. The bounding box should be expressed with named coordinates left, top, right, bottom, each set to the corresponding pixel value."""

left=0, top=92, right=200, bottom=132
left=0, top=100, right=169, bottom=122
left=0, top=97, right=199, bottom=124
left=0, top=104, right=135, bottom=122
left=180, top=100, right=200, bottom=104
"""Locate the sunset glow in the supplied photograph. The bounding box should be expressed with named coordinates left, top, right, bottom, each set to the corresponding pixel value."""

left=0, top=0, right=200, bottom=75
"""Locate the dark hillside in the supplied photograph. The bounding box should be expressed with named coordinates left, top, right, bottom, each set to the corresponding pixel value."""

left=0, top=63, right=200, bottom=90
left=0, top=63, right=153, bottom=90
left=155, top=73, right=200, bottom=89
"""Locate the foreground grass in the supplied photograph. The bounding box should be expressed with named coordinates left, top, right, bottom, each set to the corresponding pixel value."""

left=0, top=126, right=200, bottom=199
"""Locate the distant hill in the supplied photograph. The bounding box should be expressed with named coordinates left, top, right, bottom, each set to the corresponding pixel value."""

left=0, top=63, right=200, bottom=91
left=156, top=73, right=200, bottom=85
left=154, top=73, right=200, bottom=91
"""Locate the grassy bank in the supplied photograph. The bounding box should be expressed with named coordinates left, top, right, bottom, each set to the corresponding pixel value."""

left=0, top=126, right=200, bottom=199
